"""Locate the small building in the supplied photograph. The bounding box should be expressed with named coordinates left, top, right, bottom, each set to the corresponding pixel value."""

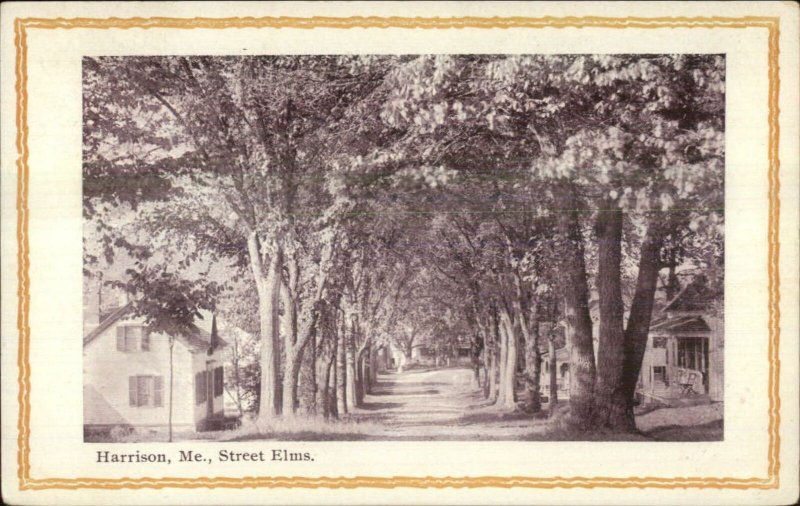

left=537, top=324, right=575, bottom=400
left=411, top=344, right=436, bottom=365
left=83, top=303, right=229, bottom=437
left=637, top=277, right=723, bottom=404
left=538, top=276, right=723, bottom=406
left=538, top=345, right=571, bottom=400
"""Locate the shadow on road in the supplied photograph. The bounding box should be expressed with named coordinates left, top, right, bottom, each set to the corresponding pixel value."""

left=643, top=418, right=723, bottom=441
left=358, top=401, right=406, bottom=411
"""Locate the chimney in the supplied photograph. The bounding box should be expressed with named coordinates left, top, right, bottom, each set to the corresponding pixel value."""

left=207, top=314, right=219, bottom=355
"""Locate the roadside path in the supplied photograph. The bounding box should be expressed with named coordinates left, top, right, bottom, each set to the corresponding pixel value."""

left=349, top=368, right=546, bottom=439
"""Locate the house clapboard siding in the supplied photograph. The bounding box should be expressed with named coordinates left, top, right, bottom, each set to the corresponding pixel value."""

left=83, top=304, right=228, bottom=433
left=84, top=319, right=196, bottom=428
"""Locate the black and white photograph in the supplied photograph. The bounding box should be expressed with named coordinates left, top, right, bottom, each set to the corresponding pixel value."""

left=82, top=54, right=725, bottom=443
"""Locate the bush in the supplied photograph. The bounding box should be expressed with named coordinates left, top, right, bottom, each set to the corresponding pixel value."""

left=109, top=425, right=134, bottom=441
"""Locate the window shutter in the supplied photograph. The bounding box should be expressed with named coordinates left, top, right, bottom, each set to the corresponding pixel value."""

left=214, top=367, right=224, bottom=397
left=194, top=373, right=200, bottom=404
left=141, top=329, right=150, bottom=351
left=195, top=372, right=207, bottom=405
left=153, top=376, right=163, bottom=407
left=117, top=327, right=125, bottom=352
left=124, top=327, right=133, bottom=352
left=128, top=376, right=137, bottom=406
left=137, top=376, right=150, bottom=407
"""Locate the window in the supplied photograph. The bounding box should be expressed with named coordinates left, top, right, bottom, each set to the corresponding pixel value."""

left=128, top=376, right=163, bottom=407
left=560, top=363, right=569, bottom=379
left=652, top=336, right=667, bottom=349
left=213, top=366, right=224, bottom=397
left=195, top=371, right=207, bottom=405
left=652, top=366, right=666, bottom=383
left=677, top=337, right=709, bottom=373
left=116, top=326, right=149, bottom=352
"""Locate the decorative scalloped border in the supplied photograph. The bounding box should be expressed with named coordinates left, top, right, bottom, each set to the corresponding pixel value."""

left=13, top=15, right=781, bottom=491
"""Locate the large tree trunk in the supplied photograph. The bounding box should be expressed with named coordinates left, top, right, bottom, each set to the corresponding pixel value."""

left=613, top=222, right=665, bottom=431
left=316, top=307, right=338, bottom=419
left=592, top=206, right=628, bottom=428
left=345, top=327, right=357, bottom=412
left=523, top=321, right=542, bottom=413
left=280, top=283, right=309, bottom=416
left=355, top=351, right=365, bottom=405
left=548, top=336, right=558, bottom=417
left=327, top=351, right=338, bottom=419
left=336, top=317, right=348, bottom=415
left=518, top=299, right=541, bottom=413
left=482, top=348, right=490, bottom=396
left=368, top=346, right=378, bottom=391
left=471, top=335, right=483, bottom=388
left=282, top=353, right=302, bottom=416
left=487, top=346, right=498, bottom=401
left=316, top=332, right=337, bottom=420
left=507, top=319, right=519, bottom=408
left=496, top=307, right=518, bottom=411
left=317, top=359, right=331, bottom=420
left=249, top=234, right=283, bottom=422
left=509, top=268, right=541, bottom=413
left=305, top=331, right=317, bottom=414
left=495, top=314, right=508, bottom=407
left=487, top=312, right=500, bottom=402
left=279, top=233, right=334, bottom=417
left=477, top=321, right=492, bottom=398
left=556, top=188, right=596, bottom=431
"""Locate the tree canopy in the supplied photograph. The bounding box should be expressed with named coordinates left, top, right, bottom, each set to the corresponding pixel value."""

left=84, top=53, right=724, bottom=432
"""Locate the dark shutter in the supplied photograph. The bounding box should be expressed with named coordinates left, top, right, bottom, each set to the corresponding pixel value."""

left=128, top=376, right=137, bottom=406
left=137, top=376, right=150, bottom=407
left=195, top=372, right=207, bottom=405
left=153, top=376, right=163, bottom=407
left=214, top=366, right=224, bottom=397
left=141, top=329, right=150, bottom=351
left=117, top=327, right=125, bottom=352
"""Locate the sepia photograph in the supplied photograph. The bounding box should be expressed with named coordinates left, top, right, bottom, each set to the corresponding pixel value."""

left=82, top=54, right=725, bottom=444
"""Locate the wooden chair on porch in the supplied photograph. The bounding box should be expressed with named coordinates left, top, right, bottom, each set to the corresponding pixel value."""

left=677, top=369, right=701, bottom=396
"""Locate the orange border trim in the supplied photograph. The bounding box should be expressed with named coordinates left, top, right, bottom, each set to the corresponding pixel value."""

left=14, top=15, right=781, bottom=491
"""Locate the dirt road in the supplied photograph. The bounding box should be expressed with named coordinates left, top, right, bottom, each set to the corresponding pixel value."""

left=226, top=367, right=722, bottom=442
left=349, top=367, right=546, bottom=440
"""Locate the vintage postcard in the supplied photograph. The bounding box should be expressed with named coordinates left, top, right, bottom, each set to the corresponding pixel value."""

left=1, top=1, right=798, bottom=505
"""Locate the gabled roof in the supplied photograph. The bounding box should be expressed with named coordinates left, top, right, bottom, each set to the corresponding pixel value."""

left=650, top=315, right=711, bottom=333
left=540, top=345, right=570, bottom=360
left=83, top=303, right=133, bottom=346
left=83, top=303, right=227, bottom=353
left=663, top=276, right=718, bottom=313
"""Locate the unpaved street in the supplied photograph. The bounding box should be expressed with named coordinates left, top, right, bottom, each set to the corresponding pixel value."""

left=348, top=368, right=548, bottom=440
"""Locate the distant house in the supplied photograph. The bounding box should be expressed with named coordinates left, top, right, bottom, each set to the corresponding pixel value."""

left=411, top=344, right=436, bottom=364
left=637, top=277, right=723, bottom=404
left=83, top=303, right=229, bottom=436
left=536, top=324, right=578, bottom=400
left=539, top=276, right=723, bottom=406
left=538, top=344, right=572, bottom=399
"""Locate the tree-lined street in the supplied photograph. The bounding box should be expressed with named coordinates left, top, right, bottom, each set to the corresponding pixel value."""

left=84, top=54, right=724, bottom=439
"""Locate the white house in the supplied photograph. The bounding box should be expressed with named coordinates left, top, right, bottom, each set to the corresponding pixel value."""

left=538, top=276, right=723, bottom=406
left=83, top=302, right=229, bottom=436
left=636, top=277, right=723, bottom=404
